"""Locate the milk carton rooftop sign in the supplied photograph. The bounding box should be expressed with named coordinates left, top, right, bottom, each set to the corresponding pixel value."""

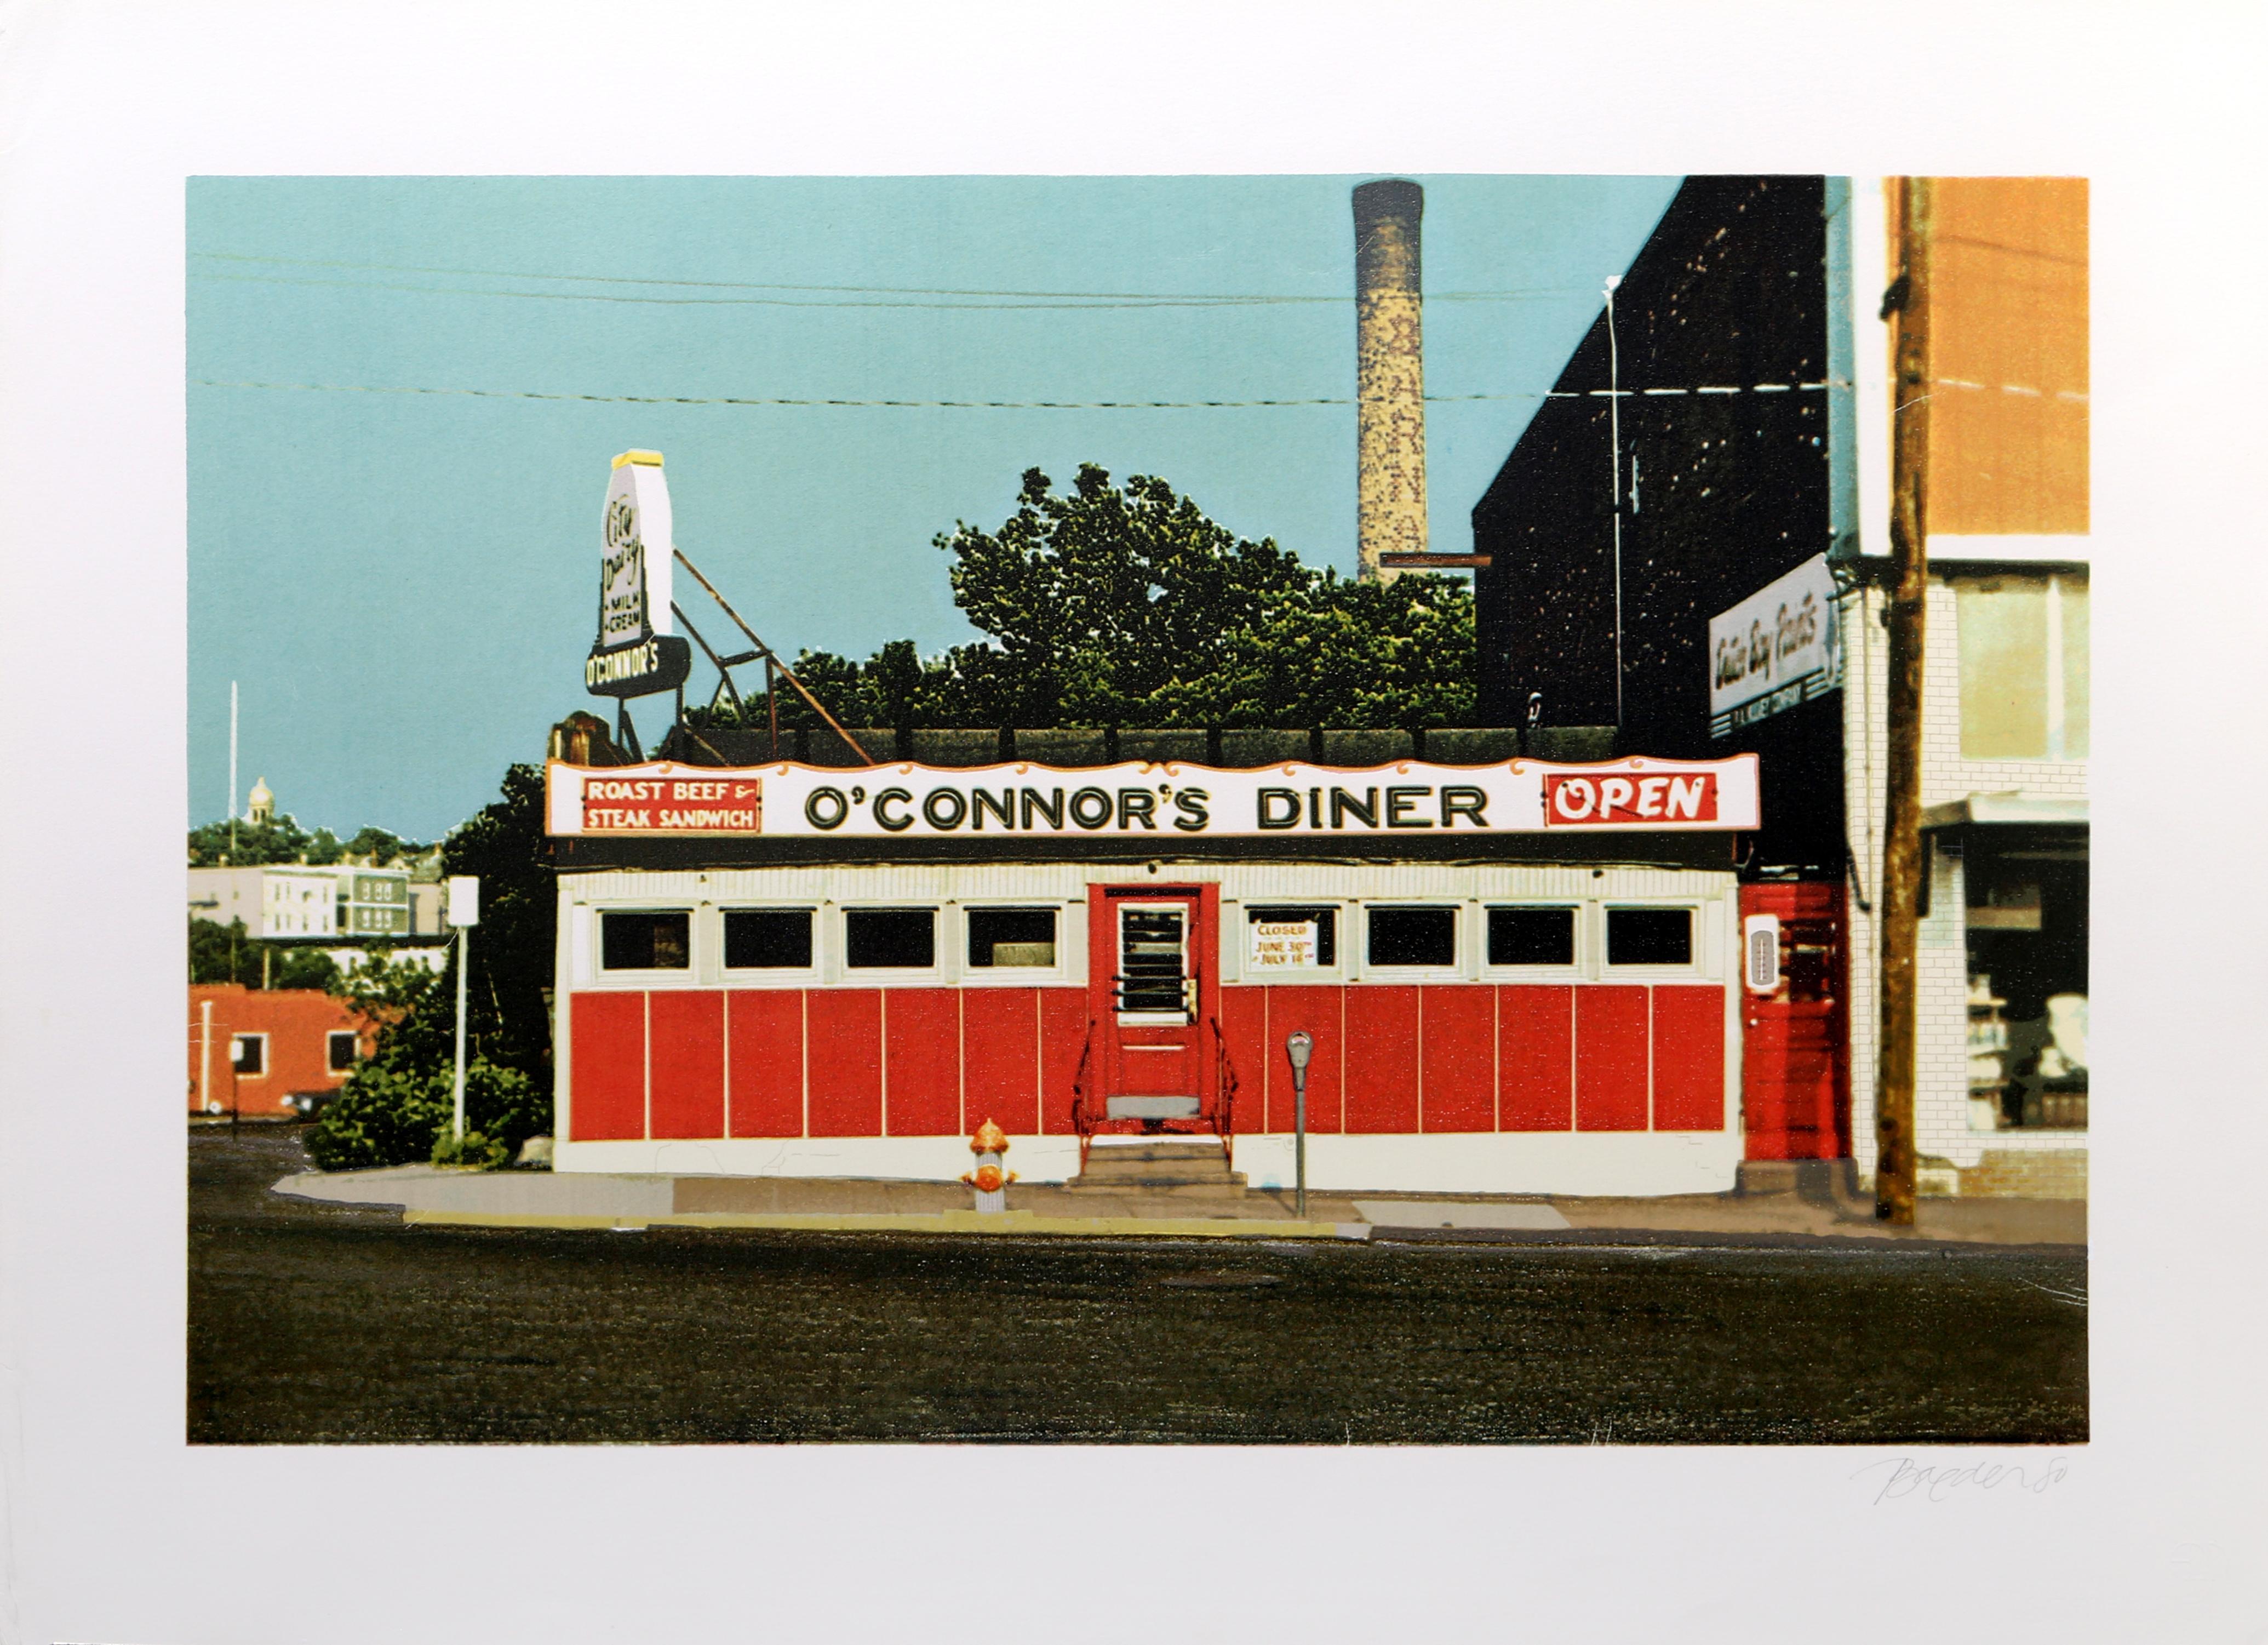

left=1709, top=553, right=1841, bottom=736
left=545, top=754, right=1760, bottom=839
left=586, top=450, right=692, bottom=700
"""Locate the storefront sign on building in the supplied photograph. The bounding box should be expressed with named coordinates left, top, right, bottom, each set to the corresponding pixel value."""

left=546, top=755, right=1759, bottom=838
left=586, top=450, right=692, bottom=699
left=1709, top=553, right=1841, bottom=736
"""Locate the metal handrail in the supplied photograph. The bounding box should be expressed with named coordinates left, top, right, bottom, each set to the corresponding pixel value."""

left=1068, top=1025, right=1097, bottom=1174
left=1209, top=1014, right=1239, bottom=1171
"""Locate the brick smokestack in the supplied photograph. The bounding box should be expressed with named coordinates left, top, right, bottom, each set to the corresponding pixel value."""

left=1354, top=178, right=1427, bottom=580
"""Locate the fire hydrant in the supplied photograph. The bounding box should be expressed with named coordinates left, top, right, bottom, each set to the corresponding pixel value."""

left=961, top=1117, right=1018, bottom=1213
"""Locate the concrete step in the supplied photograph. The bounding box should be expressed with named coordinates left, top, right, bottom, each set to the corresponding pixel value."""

left=1069, top=1139, right=1245, bottom=1196
left=1061, top=1176, right=1248, bottom=1198
left=1082, top=1141, right=1227, bottom=1166
left=1735, top=1158, right=1863, bottom=1207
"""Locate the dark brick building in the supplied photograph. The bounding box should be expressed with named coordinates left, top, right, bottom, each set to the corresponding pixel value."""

left=1471, top=175, right=1845, bottom=874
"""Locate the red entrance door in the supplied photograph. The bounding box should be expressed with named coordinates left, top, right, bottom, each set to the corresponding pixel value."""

left=1739, top=880, right=1851, bottom=1160
left=1087, top=884, right=1219, bottom=1123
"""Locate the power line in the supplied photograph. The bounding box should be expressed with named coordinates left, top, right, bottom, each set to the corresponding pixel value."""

left=190, top=377, right=1851, bottom=410
left=188, top=252, right=1588, bottom=309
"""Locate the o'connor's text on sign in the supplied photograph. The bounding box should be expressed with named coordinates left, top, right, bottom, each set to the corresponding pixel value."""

left=546, top=756, right=1759, bottom=838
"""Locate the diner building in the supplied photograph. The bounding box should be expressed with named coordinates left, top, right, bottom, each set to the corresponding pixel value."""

left=545, top=749, right=1767, bottom=1196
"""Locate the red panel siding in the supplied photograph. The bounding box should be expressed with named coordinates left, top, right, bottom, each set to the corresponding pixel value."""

left=648, top=990, right=726, bottom=1139
left=807, top=989, right=883, bottom=1136
left=569, top=991, right=646, bottom=1141
left=1498, top=986, right=1573, bottom=1130
left=1264, top=985, right=1343, bottom=1132
left=884, top=989, right=962, bottom=1136
left=1344, top=985, right=1421, bottom=1134
left=727, top=990, right=804, bottom=1138
left=1038, top=988, right=1089, bottom=1135
left=1421, top=985, right=1496, bottom=1133
left=1740, top=880, right=1851, bottom=1160
left=962, top=988, right=1040, bottom=1136
left=1576, top=987, right=1650, bottom=1132
left=1218, top=985, right=1269, bottom=1133
left=1651, top=985, right=1726, bottom=1130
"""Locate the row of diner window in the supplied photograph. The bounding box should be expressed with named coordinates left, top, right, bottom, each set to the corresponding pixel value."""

left=597, top=904, right=1696, bottom=973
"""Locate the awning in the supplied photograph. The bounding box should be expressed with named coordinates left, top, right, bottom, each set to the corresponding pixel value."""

left=1921, top=791, right=2089, bottom=830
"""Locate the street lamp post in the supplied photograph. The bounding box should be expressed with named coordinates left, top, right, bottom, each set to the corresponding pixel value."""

left=446, top=875, right=480, bottom=1143
left=1285, top=1030, right=1314, bottom=1219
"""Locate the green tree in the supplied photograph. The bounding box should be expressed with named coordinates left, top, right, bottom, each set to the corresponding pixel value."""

left=187, top=814, right=421, bottom=867
left=695, top=464, right=1476, bottom=733
left=297, top=764, right=558, bottom=1171
left=187, top=917, right=341, bottom=990
left=440, top=763, right=557, bottom=1092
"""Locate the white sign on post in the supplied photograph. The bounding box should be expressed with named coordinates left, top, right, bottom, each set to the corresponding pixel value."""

left=1708, top=553, right=1841, bottom=736
left=446, top=876, right=480, bottom=928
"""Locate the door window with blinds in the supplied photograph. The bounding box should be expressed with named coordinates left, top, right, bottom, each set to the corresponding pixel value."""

left=1116, top=905, right=1191, bottom=1021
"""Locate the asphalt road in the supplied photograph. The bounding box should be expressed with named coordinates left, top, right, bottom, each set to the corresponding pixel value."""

left=188, top=1128, right=2087, bottom=1445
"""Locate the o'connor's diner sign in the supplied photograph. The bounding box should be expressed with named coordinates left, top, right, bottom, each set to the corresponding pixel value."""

left=545, top=753, right=1760, bottom=839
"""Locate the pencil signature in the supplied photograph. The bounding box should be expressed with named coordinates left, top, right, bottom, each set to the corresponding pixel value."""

left=1852, top=1454, right=2071, bottom=1504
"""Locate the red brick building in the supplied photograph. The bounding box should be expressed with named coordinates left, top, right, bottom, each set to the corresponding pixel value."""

left=187, top=985, right=375, bottom=1118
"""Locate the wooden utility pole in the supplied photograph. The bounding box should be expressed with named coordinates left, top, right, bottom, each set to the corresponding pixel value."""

left=1876, top=176, right=1933, bottom=1225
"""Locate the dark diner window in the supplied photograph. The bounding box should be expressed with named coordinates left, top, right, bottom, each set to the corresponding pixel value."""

left=725, top=907, right=814, bottom=969
left=327, top=1031, right=359, bottom=1072
left=230, top=1034, right=265, bottom=1075
left=1246, top=905, right=1336, bottom=966
left=1607, top=907, right=1693, bottom=966
left=1489, top=906, right=1576, bottom=967
left=846, top=907, right=936, bottom=969
left=968, top=907, right=1057, bottom=968
left=602, top=910, right=691, bottom=970
left=1367, top=906, right=1457, bottom=968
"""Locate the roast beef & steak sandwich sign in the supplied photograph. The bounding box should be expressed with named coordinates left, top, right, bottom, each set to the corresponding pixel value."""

left=545, top=754, right=1760, bottom=838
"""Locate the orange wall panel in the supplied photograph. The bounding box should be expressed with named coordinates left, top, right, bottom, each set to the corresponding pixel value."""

left=1038, top=989, right=1088, bottom=1135
left=648, top=990, right=725, bottom=1139
left=1576, top=987, right=1650, bottom=1132
left=961, top=987, right=1040, bottom=1136
left=1650, top=986, right=1726, bottom=1131
left=1264, top=985, right=1344, bottom=1133
left=884, top=989, right=961, bottom=1136
left=569, top=991, right=646, bottom=1141
left=807, top=990, right=883, bottom=1137
left=1344, top=986, right=1420, bottom=1134
left=726, top=990, right=804, bottom=1137
left=1421, top=985, right=1496, bottom=1133
left=1499, top=985, right=1573, bottom=1130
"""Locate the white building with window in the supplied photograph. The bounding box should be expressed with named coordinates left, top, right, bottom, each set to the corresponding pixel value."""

left=1838, top=176, right=2089, bottom=1198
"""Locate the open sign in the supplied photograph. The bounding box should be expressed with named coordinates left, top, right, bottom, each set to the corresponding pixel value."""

left=1544, top=771, right=1717, bottom=826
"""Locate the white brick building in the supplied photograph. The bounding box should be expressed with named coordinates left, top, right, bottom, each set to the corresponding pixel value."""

left=1837, top=177, right=2088, bottom=1199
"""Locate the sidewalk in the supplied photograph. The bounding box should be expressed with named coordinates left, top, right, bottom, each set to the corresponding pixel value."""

left=276, top=1166, right=2086, bottom=1248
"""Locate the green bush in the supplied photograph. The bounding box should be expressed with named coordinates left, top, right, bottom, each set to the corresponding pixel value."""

left=431, top=1129, right=512, bottom=1170
left=305, top=1055, right=543, bottom=1172
left=303, top=1062, right=452, bottom=1171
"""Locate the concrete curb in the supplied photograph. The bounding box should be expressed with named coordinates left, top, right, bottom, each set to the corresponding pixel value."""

left=400, top=1207, right=1370, bottom=1240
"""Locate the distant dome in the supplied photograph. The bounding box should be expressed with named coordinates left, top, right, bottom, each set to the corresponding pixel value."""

left=247, top=776, right=274, bottom=824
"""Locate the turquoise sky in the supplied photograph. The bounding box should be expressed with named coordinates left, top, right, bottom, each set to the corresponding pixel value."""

left=188, top=175, right=1679, bottom=841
